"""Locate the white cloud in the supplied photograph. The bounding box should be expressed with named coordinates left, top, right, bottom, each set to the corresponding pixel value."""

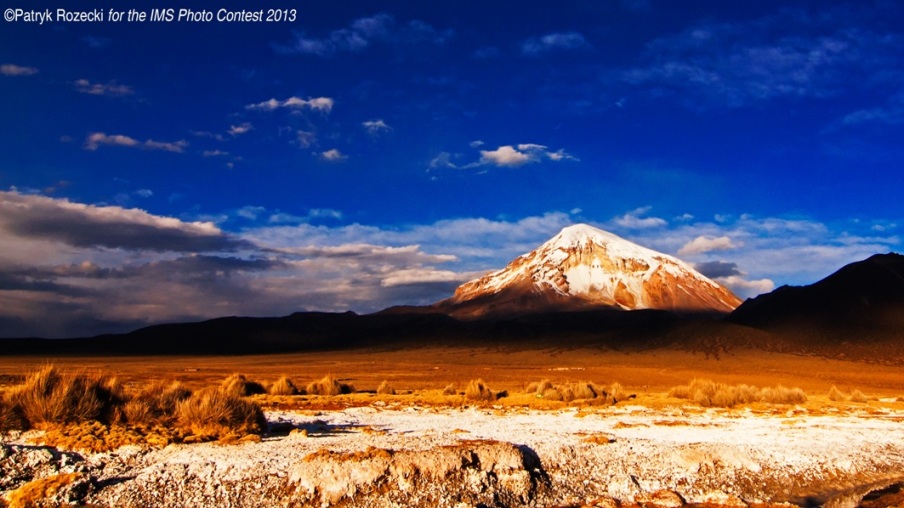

left=717, top=275, right=775, bottom=298
left=229, top=123, right=253, bottom=136
left=74, top=79, right=134, bottom=97
left=84, top=133, right=187, bottom=153
left=477, top=144, right=578, bottom=168
left=381, top=268, right=463, bottom=287
left=678, top=235, right=739, bottom=255
left=522, top=32, right=590, bottom=56
left=320, top=149, right=347, bottom=161
left=1, top=64, right=38, bottom=76
left=202, top=150, right=229, bottom=157
left=480, top=146, right=533, bottom=167
left=362, top=119, right=392, bottom=136
left=246, top=96, right=334, bottom=113
left=135, top=189, right=153, bottom=198
left=612, top=207, right=668, bottom=229
left=469, top=140, right=485, bottom=148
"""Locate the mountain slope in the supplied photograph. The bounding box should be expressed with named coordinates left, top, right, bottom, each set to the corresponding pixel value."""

left=435, top=224, right=741, bottom=318
left=729, top=252, right=904, bottom=341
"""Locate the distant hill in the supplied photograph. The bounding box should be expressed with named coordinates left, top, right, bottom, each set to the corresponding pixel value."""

left=730, top=253, right=904, bottom=337
left=727, top=253, right=904, bottom=360
left=4, top=252, right=904, bottom=365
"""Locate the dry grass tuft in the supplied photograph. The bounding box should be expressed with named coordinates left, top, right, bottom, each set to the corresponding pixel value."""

left=268, top=376, right=299, bottom=396
left=541, top=388, right=564, bottom=401
left=828, top=385, right=847, bottom=401
left=0, top=397, right=27, bottom=432
left=376, top=380, right=395, bottom=395
left=760, top=385, right=808, bottom=405
left=123, top=380, right=190, bottom=424
left=464, top=379, right=496, bottom=402
left=442, top=383, right=457, bottom=396
left=220, top=373, right=267, bottom=397
left=669, top=378, right=807, bottom=408
left=5, top=365, right=124, bottom=428
left=176, top=387, right=267, bottom=439
left=850, top=389, right=870, bottom=403
left=306, top=374, right=355, bottom=396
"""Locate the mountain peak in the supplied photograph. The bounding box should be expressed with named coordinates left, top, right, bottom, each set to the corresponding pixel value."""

left=547, top=223, right=624, bottom=248
left=435, top=224, right=742, bottom=318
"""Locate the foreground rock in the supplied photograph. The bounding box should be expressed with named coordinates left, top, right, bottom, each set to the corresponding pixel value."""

left=4, top=405, right=904, bottom=507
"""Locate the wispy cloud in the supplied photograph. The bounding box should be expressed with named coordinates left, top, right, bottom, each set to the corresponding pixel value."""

left=320, top=148, right=347, bottom=162
left=611, top=207, right=667, bottom=229
left=228, top=123, right=253, bottom=136
left=276, top=13, right=453, bottom=57
left=623, top=9, right=903, bottom=108
left=74, top=79, right=135, bottom=97
left=1, top=64, right=38, bottom=76
left=678, top=235, right=739, bottom=255
left=362, top=119, right=392, bottom=136
left=245, top=96, right=334, bottom=113
left=521, top=32, right=590, bottom=56
left=84, top=133, right=188, bottom=153
left=428, top=152, right=457, bottom=170
left=297, top=130, right=317, bottom=148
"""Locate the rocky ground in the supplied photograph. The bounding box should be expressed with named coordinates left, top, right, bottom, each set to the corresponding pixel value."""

left=3, top=403, right=904, bottom=507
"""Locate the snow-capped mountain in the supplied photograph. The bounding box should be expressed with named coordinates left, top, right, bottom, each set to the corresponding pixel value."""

left=436, top=223, right=741, bottom=318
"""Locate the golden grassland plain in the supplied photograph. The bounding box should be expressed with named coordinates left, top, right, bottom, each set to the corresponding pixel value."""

left=0, top=345, right=903, bottom=456
left=2, top=346, right=903, bottom=397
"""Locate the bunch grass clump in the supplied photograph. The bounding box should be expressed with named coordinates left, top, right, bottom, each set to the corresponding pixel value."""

left=268, top=376, right=299, bottom=396
left=464, top=379, right=496, bottom=402
left=828, top=385, right=847, bottom=401
left=5, top=365, right=124, bottom=427
left=176, top=387, right=267, bottom=439
left=376, top=380, right=396, bottom=395
left=220, top=373, right=266, bottom=397
left=668, top=378, right=807, bottom=408
left=123, top=380, right=191, bottom=424
left=306, top=374, right=355, bottom=396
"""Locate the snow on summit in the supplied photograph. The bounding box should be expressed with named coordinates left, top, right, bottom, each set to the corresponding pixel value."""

left=437, top=224, right=742, bottom=318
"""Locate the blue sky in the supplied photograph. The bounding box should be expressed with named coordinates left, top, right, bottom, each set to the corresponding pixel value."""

left=1, top=0, right=902, bottom=336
